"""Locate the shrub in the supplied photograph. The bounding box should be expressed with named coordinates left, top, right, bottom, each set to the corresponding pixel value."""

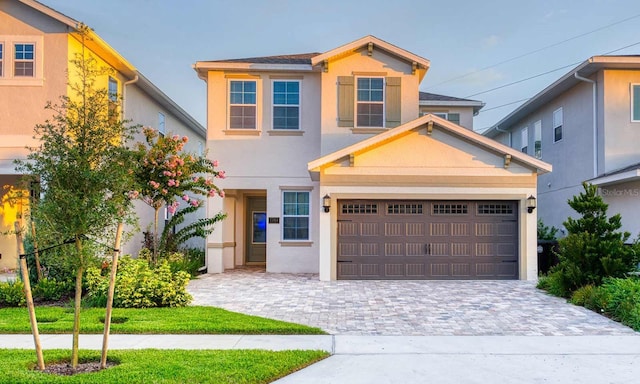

left=85, top=256, right=192, bottom=308
left=537, top=270, right=570, bottom=298
left=551, top=183, right=637, bottom=294
left=0, top=280, right=26, bottom=307
left=599, top=277, right=640, bottom=330
left=167, top=248, right=205, bottom=277
left=537, top=219, right=558, bottom=241
left=32, top=277, right=71, bottom=302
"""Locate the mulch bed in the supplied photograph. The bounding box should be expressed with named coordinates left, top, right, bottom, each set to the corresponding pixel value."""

left=42, top=361, right=117, bottom=376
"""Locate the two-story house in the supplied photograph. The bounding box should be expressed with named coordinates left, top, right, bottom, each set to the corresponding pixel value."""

left=483, top=56, right=640, bottom=238
left=195, top=36, right=551, bottom=281
left=0, top=0, right=207, bottom=271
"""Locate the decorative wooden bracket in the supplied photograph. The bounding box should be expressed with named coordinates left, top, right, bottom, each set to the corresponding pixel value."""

left=323, top=60, right=329, bottom=73
left=367, top=42, right=373, bottom=56
left=349, top=154, right=355, bottom=167
left=412, top=61, right=417, bottom=75
left=504, top=154, right=512, bottom=168
left=426, top=121, right=433, bottom=135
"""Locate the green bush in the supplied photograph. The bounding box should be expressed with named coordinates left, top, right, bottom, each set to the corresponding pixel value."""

left=85, top=256, right=192, bottom=308
left=32, top=277, right=71, bottom=302
left=599, top=277, right=640, bottom=330
left=551, top=183, right=637, bottom=294
left=537, top=270, right=570, bottom=298
left=167, top=248, right=205, bottom=277
left=0, top=280, right=26, bottom=307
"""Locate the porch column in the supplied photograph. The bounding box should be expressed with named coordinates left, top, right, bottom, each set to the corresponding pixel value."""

left=206, top=195, right=225, bottom=274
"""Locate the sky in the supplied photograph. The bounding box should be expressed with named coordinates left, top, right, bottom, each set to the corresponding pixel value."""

left=42, top=0, right=640, bottom=132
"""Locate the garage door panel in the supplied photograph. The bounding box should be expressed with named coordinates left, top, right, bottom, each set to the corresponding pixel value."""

left=337, top=200, right=519, bottom=280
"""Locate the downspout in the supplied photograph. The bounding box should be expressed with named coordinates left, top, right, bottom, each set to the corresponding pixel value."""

left=574, top=72, right=597, bottom=178
left=495, top=125, right=512, bottom=147
left=122, top=74, right=140, bottom=118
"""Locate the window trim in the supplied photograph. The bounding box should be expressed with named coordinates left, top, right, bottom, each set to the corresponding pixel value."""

left=281, top=190, right=311, bottom=242
left=158, top=112, right=166, bottom=136
left=632, top=84, right=640, bottom=123
left=355, top=76, right=385, bottom=128
left=0, top=36, right=43, bottom=86
left=228, top=79, right=258, bottom=130
left=553, top=107, right=563, bottom=143
left=520, top=126, right=528, bottom=154
left=272, top=79, right=301, bottom=130
left=534, top=120, right=542, bottom=159
left=0, top=42, right=3, bottom=78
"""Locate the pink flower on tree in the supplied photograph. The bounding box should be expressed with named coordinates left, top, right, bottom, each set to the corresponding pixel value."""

left=182, top=194, right=190, bottom=201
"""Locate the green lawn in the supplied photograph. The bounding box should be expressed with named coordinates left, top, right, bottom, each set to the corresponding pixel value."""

left=0, top=306, right=325, bottom=335
left=0, top=349, right=328, bottom=383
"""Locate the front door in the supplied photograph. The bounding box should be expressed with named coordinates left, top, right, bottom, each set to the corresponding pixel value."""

left=246, top=197, right=267, bottom=263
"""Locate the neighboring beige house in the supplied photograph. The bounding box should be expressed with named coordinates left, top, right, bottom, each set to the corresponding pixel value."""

left=195, top=35, right=551, bottom=281
left=0, top=0, right=206, bottom=270
left=419, top=92, right=484, bottom=130
left=484, top=56, right=640, bottom=238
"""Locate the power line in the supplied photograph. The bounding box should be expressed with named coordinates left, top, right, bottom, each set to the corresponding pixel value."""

left=427, top=13, right=640, bottom=90
left=478, top=98, right=531, bottom=114
left=468, top=40, right=640, bottom=102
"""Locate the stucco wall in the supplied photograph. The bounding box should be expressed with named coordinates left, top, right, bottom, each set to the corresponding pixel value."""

left=599, top=180, right=640, bottom=239
left=497, top=81, right=595, bottom=231
left=602, top=69, right=640, bottom=172
left=320, top=48, right=420, bottom=155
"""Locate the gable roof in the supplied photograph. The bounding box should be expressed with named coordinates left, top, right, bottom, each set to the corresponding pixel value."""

left=308, top=114, right=552, bottom=174
left=483, top=55, right=640, bottom=138
left=194, top=35, right=431, bottom=81
left=419, top=91, right=485, bottom=115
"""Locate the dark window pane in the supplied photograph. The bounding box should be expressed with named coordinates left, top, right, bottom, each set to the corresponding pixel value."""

left=230, top=81, right=243, bottom=92
left=554, top=126, right=562, bottom=142
left=633, top=85, right=640, bottom=121
left=287, top=82, right=299, bottom=92
left=244, top=93, right=256, bottom=104
left=287, top=94, right=299, bottom=105
left=274, top=93, right=286, bottom=104
left=252, top=212, right=267, bottom=243
left=371, top=78, right=383, bottom=89
left=273, top=81, right=286, bottom=92
left=244, top=81, right=256, bottom=92
left=14, top=62, right=33, bottom=77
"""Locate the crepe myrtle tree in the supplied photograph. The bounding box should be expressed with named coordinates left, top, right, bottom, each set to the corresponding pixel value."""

left=132, top=127, right=225, bottom=263
left=15, top=25, right=137, bottom=369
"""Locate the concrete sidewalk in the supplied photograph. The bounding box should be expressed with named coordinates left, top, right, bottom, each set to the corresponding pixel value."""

left=3, top=334, right=640, bottom=383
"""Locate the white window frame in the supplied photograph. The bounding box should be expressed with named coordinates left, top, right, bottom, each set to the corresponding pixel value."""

left=355, top=76, right=385, bottom=128
left=520, top=127, right=528, bottom=154
left=228, top=79, right=258, bottom=130
left=0, top=36, right=43, bottom=86
left=534, top=120, right=542, bottom=159
left=281, top=190, right=311, bottom=241
left=553, top=107, right=563, bottom=143
left=272, top=79, right=301, bottom=130
left=632, top=84, right=640, bottom=122
left=13, top=42, right=35, bottom=77
left=0, top=42, right=3, bottom=77
left=158, top=112, right=166, bottom=136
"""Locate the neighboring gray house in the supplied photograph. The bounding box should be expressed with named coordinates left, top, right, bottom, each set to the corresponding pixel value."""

left=484, top=55, right=640, bottom=238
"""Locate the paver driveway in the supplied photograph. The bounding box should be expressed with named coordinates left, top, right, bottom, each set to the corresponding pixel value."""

left=188, top=268, right=636, bottom=336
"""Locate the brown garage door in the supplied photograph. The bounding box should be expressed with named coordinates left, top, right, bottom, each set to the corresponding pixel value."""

left=337, top=200, right=519, bottom=280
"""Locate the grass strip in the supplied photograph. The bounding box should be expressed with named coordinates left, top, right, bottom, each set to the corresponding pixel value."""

left=0, top=306, right=325, bottom=334
left=0, top=348, right=328, bottom=383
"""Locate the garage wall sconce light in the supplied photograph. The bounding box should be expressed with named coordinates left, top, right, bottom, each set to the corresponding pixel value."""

left=526, top=195, right=537, bottom=213
left=322, top=194, right=331, bottom=213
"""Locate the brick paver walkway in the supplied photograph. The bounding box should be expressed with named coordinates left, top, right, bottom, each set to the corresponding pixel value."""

left=188, top=268, right=636, bottom=336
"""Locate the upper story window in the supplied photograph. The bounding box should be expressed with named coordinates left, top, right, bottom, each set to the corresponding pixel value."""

left=158, top=112, right=166, bottom=136
left=282, top=191, right=310, bottom=241
left=229, top=80, right=256, bottom=129
left=534, top=120, right=542, bottom=159
left=632, top=84, right=640, bottom=122
left=273, top=80, right=300, bottom=130
left=426, top=112, right=461, bottom=125
left=14, top=43, right=34, bottom=77
left=108, top=77, right=118, bottom=121
left=0, top=43, right=3, bottom=77
left=520, top=127, right=528, bottom=153
left=553, top=107, right=563, bottom=142
left=357, top=77, right=384, bottom=127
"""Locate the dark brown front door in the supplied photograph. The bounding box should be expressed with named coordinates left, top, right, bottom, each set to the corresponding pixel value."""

left=337, top=200, right=519, bottom=280
left=246, top=197, right=266, bottom=263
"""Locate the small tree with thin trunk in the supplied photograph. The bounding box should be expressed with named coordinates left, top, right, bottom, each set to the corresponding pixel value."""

left=132, top=128, right=224, bottom=263
left=15, top=25, right=136, bottom=369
